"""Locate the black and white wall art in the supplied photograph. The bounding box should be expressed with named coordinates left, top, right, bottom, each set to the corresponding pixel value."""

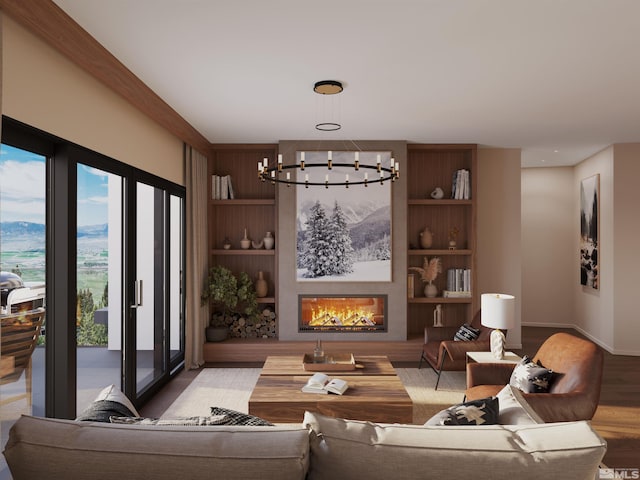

left=296, top=151, right=392, bottom=282
left=580, top=174, right=599, bottom=289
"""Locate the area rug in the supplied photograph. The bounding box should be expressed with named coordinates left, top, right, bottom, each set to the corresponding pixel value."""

left=162, top=367, right=466, bottom=425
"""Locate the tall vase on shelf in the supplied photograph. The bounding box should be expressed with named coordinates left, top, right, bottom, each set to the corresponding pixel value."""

left=263, top=231, right=275, bottom=250
left=255, top=271, right=268, bottom=298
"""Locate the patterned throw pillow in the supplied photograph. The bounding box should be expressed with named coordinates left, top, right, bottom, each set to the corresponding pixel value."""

left=210, top=407, right=274, bottom=426
left=453, top=324, right=480, bottom=341
left=425, top=397, right=499, bottom=426
left=109, top=415, right=228, bottom=426
left=76, top=385, right=140, bottom=422
left=509, top=356, right=555, bottom=393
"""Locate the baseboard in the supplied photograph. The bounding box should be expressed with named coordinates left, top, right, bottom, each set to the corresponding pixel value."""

left=522, top=322, right=640, bottom=357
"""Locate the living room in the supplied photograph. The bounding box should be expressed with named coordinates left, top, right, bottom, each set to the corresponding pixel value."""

left=1, top=1, right=640, bottom=478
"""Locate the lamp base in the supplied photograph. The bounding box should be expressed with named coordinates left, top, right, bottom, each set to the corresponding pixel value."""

left=490, top=329, right=506, bottom=360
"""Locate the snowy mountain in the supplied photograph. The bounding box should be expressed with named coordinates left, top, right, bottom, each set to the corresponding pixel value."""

left=297, top=199, right=385, bottom=232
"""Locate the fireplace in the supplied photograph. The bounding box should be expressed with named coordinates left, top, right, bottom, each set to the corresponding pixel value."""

left=298, top=295, right=387, bottom=332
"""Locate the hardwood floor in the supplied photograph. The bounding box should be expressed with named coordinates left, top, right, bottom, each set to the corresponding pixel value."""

left=143, top=326, right=640, bottom=469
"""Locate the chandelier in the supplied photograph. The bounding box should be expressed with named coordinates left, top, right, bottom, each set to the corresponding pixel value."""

left=257, top=80, right=399, bottom=188
left=257, top=150, right=399, bottom=188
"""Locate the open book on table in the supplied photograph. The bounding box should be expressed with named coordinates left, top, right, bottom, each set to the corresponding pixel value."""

left=301, top=372, right=349, bottom=395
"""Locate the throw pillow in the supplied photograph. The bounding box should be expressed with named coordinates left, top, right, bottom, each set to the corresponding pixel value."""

left=424, top=396, right=499, bottom=426
left=210, top=406, right=274, bottom=426
left=510, top=356, right=555, bottom=393
left=453, top=324, right=480, bottom=342
left=109, top=415, right=228, bottom=426
left=76, top=384, right=140, bottom=422
left=495, top=384, right=544, bottom=424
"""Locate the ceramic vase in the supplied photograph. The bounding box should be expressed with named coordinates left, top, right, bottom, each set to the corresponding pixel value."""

left=419, top=227, right=433, bottom=249
left=264, top=231, right=275, bottom=250
left=424, top=282, right=438, bottom=298
left=240, top=228, right=251, bottom=249
left=255, top=271, right=268, bottom=298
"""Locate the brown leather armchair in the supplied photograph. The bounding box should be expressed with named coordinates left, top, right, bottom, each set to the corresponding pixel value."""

left=465, top=332, right=604, bottom=422
left=419, top=310, right=493, bottom=389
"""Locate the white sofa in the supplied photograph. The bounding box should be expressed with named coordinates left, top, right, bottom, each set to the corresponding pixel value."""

left=4, top=411, right=606, bottom=480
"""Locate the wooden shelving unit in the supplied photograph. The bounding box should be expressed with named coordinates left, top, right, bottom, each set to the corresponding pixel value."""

left=208, top=144, right=279, bottom=321
left=406, top=144, right=477, bottom=336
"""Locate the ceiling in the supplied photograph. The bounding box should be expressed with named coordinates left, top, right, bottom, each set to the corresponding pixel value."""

left=51, top=0, right=640, bottom=168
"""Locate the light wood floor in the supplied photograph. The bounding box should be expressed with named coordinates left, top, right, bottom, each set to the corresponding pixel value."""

left=142, top=326, right=640, bottom=469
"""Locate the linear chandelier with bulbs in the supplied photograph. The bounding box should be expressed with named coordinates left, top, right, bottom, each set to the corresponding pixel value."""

left=257, top=151, right=399, bottom=188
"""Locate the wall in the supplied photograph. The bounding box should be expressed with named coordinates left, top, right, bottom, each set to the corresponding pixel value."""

left=611, top=145, right=640, bottom=355
left=1, top=16, right=184, bottom=185
left=277, top=140, right=407, bottom=341
left=573, top=148, right=614, bottom=350
left=521, top=167, right=574, bottom=327
left=477, top=148, right=522, bottom=349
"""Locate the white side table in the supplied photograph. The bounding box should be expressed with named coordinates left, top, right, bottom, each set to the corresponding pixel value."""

left=466, top=351, right=522, bottom=365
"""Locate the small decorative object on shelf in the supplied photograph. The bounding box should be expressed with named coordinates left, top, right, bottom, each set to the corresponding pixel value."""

left=407, top=274, right=415, bottom=299
left=255, top=271, right=268, bottom=298
left=430, top=187, right=444, bottom=199
left=448, top=227, right=459, bottom=250
left=419, top=226, right=433, bottom=249
left=433, top=304, right=443, bottom=327
left=252, top=239, right=264, bottom=249
left=240, top=228, right=251, bottom=250
left=222, top=237, right=232, bottom=250
left=263, top=231, right=275, bottom=250
left=409, top=256, right=442, bottom=298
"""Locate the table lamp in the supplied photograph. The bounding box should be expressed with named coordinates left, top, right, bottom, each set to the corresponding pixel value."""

left=481, top=293, right=515, bottom=359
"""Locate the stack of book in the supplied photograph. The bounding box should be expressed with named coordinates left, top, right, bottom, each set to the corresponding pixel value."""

left=443, top=268, right=472, bottom=297
left=211, top=175, right=235, bottom=199
left=451, top=169, right=471, bottom=199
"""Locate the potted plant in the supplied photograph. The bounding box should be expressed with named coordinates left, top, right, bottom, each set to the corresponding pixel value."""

left=409, top=256, right=442, bottom=298
left=201, top=265, right=259, bottom=342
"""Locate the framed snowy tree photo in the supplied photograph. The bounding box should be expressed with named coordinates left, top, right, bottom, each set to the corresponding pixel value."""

left=580, top=174, right=599, bottom=289
left=295, top=151, right=392, bottom=282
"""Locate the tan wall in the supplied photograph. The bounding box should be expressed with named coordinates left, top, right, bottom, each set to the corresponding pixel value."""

left=574, top=148, right=614, bottom=350
left=477, top=148, right=522, bottom=349
left=521, top=167, right=574, bottom=327
left=612, top=144, right=640, bottom=355
left=1, top=16, right=183, bottom=185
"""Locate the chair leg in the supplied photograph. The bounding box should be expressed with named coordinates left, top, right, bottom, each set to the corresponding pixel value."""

left=434, top=354, right=447, bottom=390
left=418, top=351, right=425, bottom=369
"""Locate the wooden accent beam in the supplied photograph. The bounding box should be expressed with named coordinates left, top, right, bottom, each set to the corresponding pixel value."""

left=0, top=0, right=211, bottom=154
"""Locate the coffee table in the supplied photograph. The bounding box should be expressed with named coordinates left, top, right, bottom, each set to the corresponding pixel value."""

left=248, top=355, right=413, bottom=424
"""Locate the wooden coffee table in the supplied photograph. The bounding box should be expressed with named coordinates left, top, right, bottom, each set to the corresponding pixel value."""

left=248, top=355, right=413, bottom=423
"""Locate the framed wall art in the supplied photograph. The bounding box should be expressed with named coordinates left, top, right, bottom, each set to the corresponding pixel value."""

left=580, top=174, right=599, bottom=289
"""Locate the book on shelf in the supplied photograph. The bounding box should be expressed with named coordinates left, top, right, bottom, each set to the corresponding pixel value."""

left=301, top=372, right=349, bottom=395
left=211, top=175, right=235, bottom=199
left=446, top=268, right=472, bottom=293
left=451, top=169, right=471, bottom=200
left=443, top=290, right=472, bottom=298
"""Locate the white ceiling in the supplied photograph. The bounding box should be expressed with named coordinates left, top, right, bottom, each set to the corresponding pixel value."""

left=52, top=0, right=640, bottom=168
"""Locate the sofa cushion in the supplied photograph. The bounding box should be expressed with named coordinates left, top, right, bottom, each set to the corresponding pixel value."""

left=495, top=384, right=544, bottom=424
left=454, top=324, right=480, bottom=341
left=210, top=406, right=274, bottom=426
left=425, top=396, right=499, bottom=426
left=303, top=411, right=606, bottom=480
left=510, top=356, right=554, bottom=393
left=76, top=384, right=140, bottom=422
left=4, top=415, right=309, bottom=480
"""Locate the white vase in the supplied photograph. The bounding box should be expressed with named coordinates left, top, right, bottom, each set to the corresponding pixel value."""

left=264, top=231, right=275, bottom=250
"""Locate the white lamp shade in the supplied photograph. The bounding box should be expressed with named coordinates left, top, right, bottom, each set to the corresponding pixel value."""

left=481, top=293, right=515, bottom=330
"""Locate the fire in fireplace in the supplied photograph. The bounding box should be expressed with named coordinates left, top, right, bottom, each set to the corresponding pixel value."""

left=298, top=295, right=387, bottom=332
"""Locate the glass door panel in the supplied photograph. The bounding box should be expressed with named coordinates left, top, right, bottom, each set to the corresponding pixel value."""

left=76, top=164, right=123, bottom=414
left=134, top=182, right=166, bottom=395
left=169, top=194, right=184, bottom=366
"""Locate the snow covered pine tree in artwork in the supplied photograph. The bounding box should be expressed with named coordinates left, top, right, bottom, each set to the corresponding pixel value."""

left=327, top=201, right=354, bottom=276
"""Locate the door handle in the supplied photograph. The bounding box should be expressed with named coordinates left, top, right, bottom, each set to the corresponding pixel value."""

left=130, top=280, right=143, bottom=309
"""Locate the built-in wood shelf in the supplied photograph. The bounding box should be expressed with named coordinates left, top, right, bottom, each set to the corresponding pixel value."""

left=211, top=249, right=276, bottom=256
left=408, top=297, right=472, bottom=304
left=210, top=199, right=275, bottom=206
left=257, top=297, right=275, bottom=304
left=408, top=249, right=472, bottom=256
left=408, top=199, right=473, bottom=206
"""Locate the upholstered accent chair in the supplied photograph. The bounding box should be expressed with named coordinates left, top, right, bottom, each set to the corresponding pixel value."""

left=465, top=332, right=604, bottom=423
left=419, top=310, right=493, bottom=389
left=1, top=307, right=45, bottom=407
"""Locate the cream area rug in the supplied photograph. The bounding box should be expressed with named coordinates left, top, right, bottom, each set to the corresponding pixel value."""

left=162, top=367, right=466, bottom=425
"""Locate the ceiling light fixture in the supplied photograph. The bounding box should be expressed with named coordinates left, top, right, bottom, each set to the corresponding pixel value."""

left=257, top=151, right=399, bottom=188
left=257, top=81, right=399, bottom=188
